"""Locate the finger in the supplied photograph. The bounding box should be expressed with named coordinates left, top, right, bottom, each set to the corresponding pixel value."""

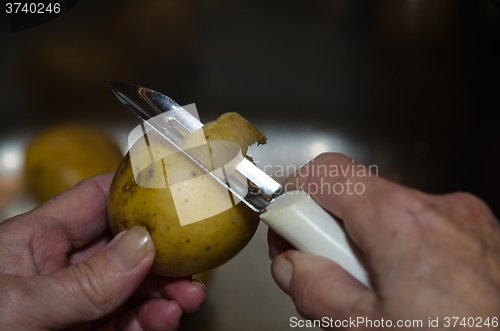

left=68, top=228, right=114, bottom=265
left=18, top=226, right=156, bottom=330
left=129, top=300, right=182, bottom=331
left=96, top=299, right=182, bottom=331
left=130, top=274, right=206, bottom=313
left=157, top=277, right=205, bottom=313
left=285, top=153, right=427, bottom=256
left=267, top=228, right=295, bottom=259
left=272, top=250, right=375, bottom=323
left=30, top=172, right=115, bottom=248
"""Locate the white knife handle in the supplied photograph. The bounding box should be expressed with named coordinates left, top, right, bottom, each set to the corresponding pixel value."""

left=260, top=190, right=370, bottom=288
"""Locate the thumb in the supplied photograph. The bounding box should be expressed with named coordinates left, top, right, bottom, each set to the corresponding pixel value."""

left=271, top=250, right=375, bottom=323
left=25, top=226, right=155, bottom=329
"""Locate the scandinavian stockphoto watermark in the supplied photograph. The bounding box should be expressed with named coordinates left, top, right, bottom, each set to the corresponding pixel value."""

left=290, top=316, right=423, bottom=328
left=254, top=159, right=378, bottom=196
left=290, top=316, right=499, bottom=328
left=6, top=1, right=80, bottom=32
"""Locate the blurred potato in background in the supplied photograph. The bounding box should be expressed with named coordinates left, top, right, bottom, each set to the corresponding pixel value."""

left=24, top=124, right=123, bottom=202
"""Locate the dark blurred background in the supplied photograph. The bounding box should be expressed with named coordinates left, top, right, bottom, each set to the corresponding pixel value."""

left=0, top=0, right=499, bottom=329
left=1, top=0, right=499, bottom=212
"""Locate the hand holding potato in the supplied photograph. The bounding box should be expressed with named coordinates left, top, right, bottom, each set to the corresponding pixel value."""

left=269, top=153, right=500, bottom=329
left=0, top=173, right=205, bottom=331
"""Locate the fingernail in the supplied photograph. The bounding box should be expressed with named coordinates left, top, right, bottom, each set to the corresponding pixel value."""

left=108, top=226, right=152, bottom=271
left=170, top=300, right=183, bottom=313
left=190, top=278, right=206, bottom=290
left=272, top=254, right=294, bottom=292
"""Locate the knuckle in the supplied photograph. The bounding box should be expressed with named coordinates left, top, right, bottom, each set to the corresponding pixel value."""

left=74, top=176, right=92, bottom=188
left=391, top=188, right=448, bottom=230
left=0, top=277, right=27, bottom=306
left=313, top=152, right=350, bottom=167
left=0, top=277, right=37, bottom=326
left=391, top=187, right=432, bottom=216
left=74, top=173, right=105, bottom=189
left=444, top=192, right=494, bottom=221
left=446, top=191, right=487, bottom=209
left=67, top=261, right=114, bottom=314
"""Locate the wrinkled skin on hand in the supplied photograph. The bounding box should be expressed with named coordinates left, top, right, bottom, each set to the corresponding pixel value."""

left=0, top=173, right=205, bottom=331
left=269, top=153, right=500, bottom=330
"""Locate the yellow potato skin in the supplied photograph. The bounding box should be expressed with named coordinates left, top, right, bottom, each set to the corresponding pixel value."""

left=107, top=113, right=264, bottom=277
left=25, top=124, right=123, bottom=202
left=108, top=153, right=259, bottom=277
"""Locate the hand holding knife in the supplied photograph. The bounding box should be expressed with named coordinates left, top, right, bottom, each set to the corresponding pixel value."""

left=109, top=81, right=370, bottom=288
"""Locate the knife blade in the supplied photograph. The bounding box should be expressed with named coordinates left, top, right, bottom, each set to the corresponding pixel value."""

left=109, top=81, right=371, bottom=288
left=108, top=81, right=281, bottom=213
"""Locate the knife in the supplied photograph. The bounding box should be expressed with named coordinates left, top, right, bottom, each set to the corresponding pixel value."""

left=109, top=81, right=370, bottom=288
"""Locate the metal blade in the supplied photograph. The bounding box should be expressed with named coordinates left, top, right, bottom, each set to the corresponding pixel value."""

left=109, top=81, right=282, bottom=212
left=108, top=81, right=202, bottom=132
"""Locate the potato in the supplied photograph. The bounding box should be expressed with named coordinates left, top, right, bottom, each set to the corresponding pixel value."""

left=25, top=124, right=123, bottom=202
left=107, top=113, right=266, bottom=277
